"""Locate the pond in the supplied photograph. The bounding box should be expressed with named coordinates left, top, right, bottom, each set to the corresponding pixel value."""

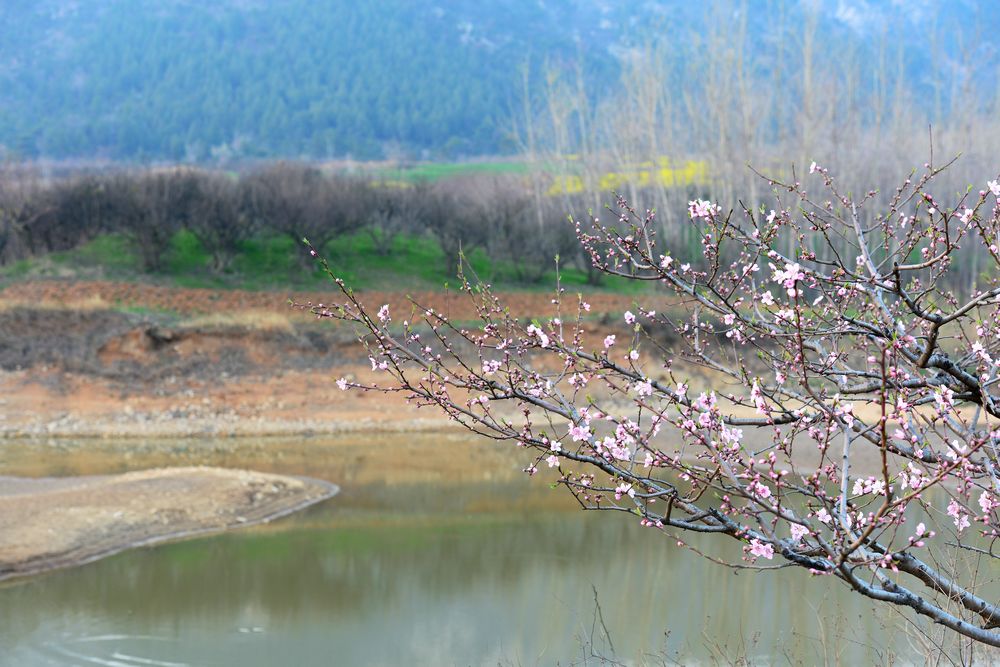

left=0, top=434, right=933, bottom=665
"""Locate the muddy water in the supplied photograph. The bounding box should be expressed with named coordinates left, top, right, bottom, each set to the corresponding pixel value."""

left=0, top=434, right=932, bottom=665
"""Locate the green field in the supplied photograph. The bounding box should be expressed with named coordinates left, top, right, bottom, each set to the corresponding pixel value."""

left=1, top=230, right=645, bottom=295
left=371, top=160, right=529, bottom=184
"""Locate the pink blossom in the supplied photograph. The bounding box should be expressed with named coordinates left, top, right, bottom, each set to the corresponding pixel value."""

left=569, top=424, right=592, bottom=442
left=603, top=335, right=616, bottom=349
left=720, top=425, right=743, bottom=447
left=624, top=311, right=636, bottom=325
left=750, top=380, right=767, bottom=414
left=614, top=482, right=635, bottom=500
left=789, top=523, right=809, bottom=541
left=980, top=491, right=996, bottom=514
left=336, top=378, right=349, bottom=391
left=988, top=180, right=1000, bottom=197
left=958, top=207, right=975, bottom=224
left=933, top=385, right=955, bottom=416
left=852, top=477, right=887, bottom=497
left=609, top=443, right=632, bottom=461
left=377, top=304, right=390, bottom=323
left=833, top=399, right=855, bottom=427
left=898, top=463, right=928, bottom=491
left=526, top=324, right=549, bottom=348
left=634, top=380, right=653, bottom=397
left=809, top=161, right=819, bottom=174
left=748, top=538, right=774, bottom=560
left=774, top=308, right=795, bottom=323
left=771, top=262, right=805, bottom=296
left=760, top=290, right=775, bottom=306
left=816, top=508, right=831, bottom=524
left=546, top=454, right=560, bottom=468
left=947, top=499, right=970, bottom=532
left=688, top=199, right=721, bottom=220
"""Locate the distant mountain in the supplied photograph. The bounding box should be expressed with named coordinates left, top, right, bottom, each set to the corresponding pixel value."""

left=0, top=0, right=995, bottom=163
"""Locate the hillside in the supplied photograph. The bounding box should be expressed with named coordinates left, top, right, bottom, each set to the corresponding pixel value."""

left=0, top=0, right=623, bottom=162
left=0, top=0, right=996, bottom=163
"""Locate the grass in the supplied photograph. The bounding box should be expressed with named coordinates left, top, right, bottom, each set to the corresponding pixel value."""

left=373, top=160, right=528, bottom=184
left=1, top=228, right=647, bottom=295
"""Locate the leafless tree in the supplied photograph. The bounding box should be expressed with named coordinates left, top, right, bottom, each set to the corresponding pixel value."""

left=185, top=172, right=255, bottom=272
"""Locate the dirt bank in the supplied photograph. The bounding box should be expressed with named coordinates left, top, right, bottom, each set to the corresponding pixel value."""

left=0, top=279, right=637, bottom=320
left=0, top=466, right=338, bottom=581
left=0, top=280, right=664, bottom=438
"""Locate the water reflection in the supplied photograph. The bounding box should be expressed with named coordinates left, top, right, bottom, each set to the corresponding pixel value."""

left=0, top=502, right=898, bottom=665
left=0, top=436, right=925, bottom=664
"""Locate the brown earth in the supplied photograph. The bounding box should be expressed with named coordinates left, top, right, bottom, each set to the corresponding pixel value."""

left=0, top=279, right=663, bottom=438
left=0, top=279, right=639, bottom=320
left=0, top=466, right=338, bottom=581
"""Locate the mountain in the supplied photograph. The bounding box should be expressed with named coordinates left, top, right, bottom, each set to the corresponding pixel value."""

left=0, top=0, right=995, bottom=163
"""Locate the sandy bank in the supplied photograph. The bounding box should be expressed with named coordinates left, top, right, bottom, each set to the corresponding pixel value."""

left=0, top=466, right=338, bottom=582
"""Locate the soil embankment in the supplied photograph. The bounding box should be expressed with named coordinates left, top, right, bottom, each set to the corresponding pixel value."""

left=0, top=279, right=649, bottom=438
left=0, top=467, right=338, bottom=581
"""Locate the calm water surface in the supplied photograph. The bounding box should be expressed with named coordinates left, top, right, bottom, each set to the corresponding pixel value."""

left=0, top=435, right=926, bottom=665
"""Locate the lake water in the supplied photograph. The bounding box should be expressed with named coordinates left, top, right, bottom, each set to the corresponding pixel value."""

left=0, top=434, right=945, bottom=665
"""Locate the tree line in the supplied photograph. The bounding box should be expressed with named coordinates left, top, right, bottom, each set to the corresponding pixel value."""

left=0, top=163, right=606, bottom=284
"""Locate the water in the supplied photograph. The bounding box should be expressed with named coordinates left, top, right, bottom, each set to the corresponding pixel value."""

left=0, top=435, right=937, bottom=664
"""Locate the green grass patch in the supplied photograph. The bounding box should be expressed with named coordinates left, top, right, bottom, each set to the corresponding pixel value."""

left=2, top=227, right=649, bottom=295
left=53, top=233, right=139, bottom=272
left=374, top=160, right=528, bottom=183
left=0, top=258, right=35, bottom=280
left=165, top=230, right=211, bottom=276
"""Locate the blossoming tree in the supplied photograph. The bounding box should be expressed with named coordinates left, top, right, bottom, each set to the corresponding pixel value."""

left=302, top=164, right=1000, bottom=646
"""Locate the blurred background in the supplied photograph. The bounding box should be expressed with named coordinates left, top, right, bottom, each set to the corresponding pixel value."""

left=2, top=3, right=1000, bottom=664
left=1, top=0, right=999, bottom=291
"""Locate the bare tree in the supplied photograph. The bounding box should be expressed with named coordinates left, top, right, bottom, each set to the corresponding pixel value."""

left=187, top=172, right=255, bottom=272
left=110, top=170, right=199, bottom=273
left=0, top=163, right=49, bottom=263
left=242, top=163, right=366, bottom=267
left=365, top=182, right=425, bottom=256
left=423, top=180, right=490, bottom=277
left=302, top=162, right=1000, bottom=649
